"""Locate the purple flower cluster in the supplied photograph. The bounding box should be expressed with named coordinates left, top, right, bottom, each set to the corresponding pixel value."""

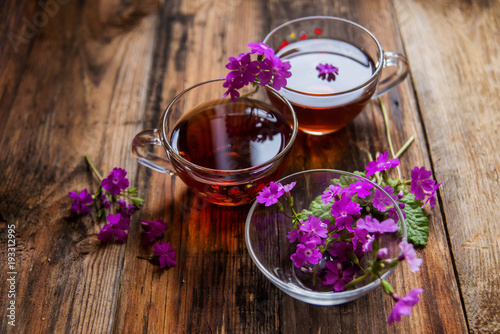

left=69, top=159, right=176, bottom=271
left=223, top=42, right=292, bottom=101
left=365, top=151, right=400, bottom=177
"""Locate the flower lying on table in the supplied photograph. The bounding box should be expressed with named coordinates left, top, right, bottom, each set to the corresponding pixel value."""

left=68, top=155, right=176, bottom=270
left=256, top=152, right=441, bottom=325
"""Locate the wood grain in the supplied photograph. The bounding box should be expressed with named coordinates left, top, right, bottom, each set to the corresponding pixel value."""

left=394, top=0, right=500, bottom=332
left=1, top=0, right=496, bottom=333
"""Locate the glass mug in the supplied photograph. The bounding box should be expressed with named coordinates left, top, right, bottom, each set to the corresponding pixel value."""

left=263, top=16, right=409, bottom=135
left=131, top=79, right=298, bottom=206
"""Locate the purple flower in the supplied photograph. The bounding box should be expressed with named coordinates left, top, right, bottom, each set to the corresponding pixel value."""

left=422, top=182, right=442, bottom=208
left=282, top=181, right=296, bottom=198
left=388, top=202, right=406, bottom=221
left=225, top=52, right=260, bottom=86
left=316, top=63, right=339, bottom=82
left=100, top=193, right=111, bottom=209
left=345, top=181, right=373, bottom=199
left=377, top=248, right=389, bottom=259
left=365, top=151, right=400, bottom=177
left=153, top=242, right=177, bottom=269
left=120, top=203, right=136, bottom=217
left=321, top=184, right=343, bottom=204
left=352, top=227, right=370, bottom=251
left=387, top=288, right=424, bottom=325
left=290, top=241, right=322, bottom=267
left=97, top=213, right=131, bottom=243
left=356, top=216, right=398, bottom=234
left=256, top=181, right=285, bottom=206
left=398, top=240, right=423, bottom=272
left=247, top=42, right=275, bottom=59
left=327, top=241, right=353, bottom=261
left=331, top=194, right=361, bottom=231
left=410, top=166, right=435, bottom=201
left=322, top=261, right=355, bottom=291
left=68, top=189, right=93, bottom=214
left=299, top=216, right=329, bottom=239
left=287, top=228, right=302, bottom=243
left=222, top=77, right=245, bottom=101
left=373, top=185, right=398, bottom=212
left=257, top=56, right=292, bottom=90
left=101, top=167, right=129, bottom=196
left=141, top=219, right=168, bottom=244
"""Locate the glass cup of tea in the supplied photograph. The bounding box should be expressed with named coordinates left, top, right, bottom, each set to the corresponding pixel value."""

left=131, top=79, right=298, bottom=206
left=263, top=16, right=409, bottom=135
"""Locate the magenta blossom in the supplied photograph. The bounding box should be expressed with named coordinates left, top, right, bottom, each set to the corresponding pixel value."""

left=101, top=167, right=129, bottom=196
left=398, top=240, right=423, bottom=272
left=345, top=181, right=373, bottom=199
left=141, top=219, right=168, bottom=244
left=282, top=181, right=296, bottom=198
left=68, top=189, right=93, bottom=214
left=247, top=42, right=275, bottom=59
left=153, top=242, right=176, bottom=269
left=316, top=63, right=339, bottom=82
left=100, top=193, right=111, bottom=209
left=331, top=194, right=361, bottom=231
left=97, top=213, right=131, bottom=243
left=422, top=182, right=442, bottom=208
left=410, top=166, right=435, bottom=201
left=373, top=185, right=398, bottom=212
left=321, top=184, right=343, bottom=204
left=365, top=151, right=400, bottom=177
left=356, top=216, right=398, bottom=234
left=290, top=241, right=322, bottom=268
left=256, top=181, right=285, bottom=206
left=222, top=76, right=245, bottom=101
left=299, top=216, right=329, bottom=239
left=225, top=52, right=260, bottom=86
left=322, top=261, right=356, bottom=291
left=387, top=288, right=424, bottom=325
left=257, top=56, right=292, bottom=90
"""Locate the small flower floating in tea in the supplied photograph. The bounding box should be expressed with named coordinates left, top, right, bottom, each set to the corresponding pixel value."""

left=316, top=63, right=339, bottom=82
left=68, top=155, right=176, bottom=270
left=256, top=152, right=442, bottom=324
left=223, top=42, right=292, bottom=101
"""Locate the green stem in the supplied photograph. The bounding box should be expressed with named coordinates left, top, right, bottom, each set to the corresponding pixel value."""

left=312, top=264, right=319, bottom=287
left=395, top=136, right=415, bottom=159
left=379, top=98, right=401, bottom=180
left=344, top=272, right=371, bottom=290
left=85, top=155, right=104, bottom=181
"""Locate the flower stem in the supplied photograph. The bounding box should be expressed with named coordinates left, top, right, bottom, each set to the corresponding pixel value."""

left=379, top=98, right=401, bottom=180
left=344, top=272, right=371, bottom=290
left=395, top=136, right=415, bottom=159
left=85, top=155, right=104, bottom=181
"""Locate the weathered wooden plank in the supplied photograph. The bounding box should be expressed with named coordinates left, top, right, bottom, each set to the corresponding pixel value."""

left=394, top=0, right=500, bottom=332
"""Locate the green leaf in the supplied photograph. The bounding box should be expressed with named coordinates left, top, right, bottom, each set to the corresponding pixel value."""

left=130, top=197, right=144, bottom=208
left=399, top=191, right=430, bottom=246
left=297, top=195, right=334, bottom=223
left=331, top=175, right=359, bottom=188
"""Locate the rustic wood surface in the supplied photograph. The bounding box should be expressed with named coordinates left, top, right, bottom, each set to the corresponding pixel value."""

left=0, top=0, right=498, bottom=333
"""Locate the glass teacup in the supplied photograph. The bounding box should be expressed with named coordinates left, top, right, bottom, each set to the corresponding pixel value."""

left=132, top=79, right=298, bottom=206
left=263, top=16, right=409, bottom=135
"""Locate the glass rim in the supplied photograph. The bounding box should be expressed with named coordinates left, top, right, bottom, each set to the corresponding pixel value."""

left=244, top=168, right=407, bottom=302
left=158, top=78, right=298, bottom=175
left=263, top=16, right=385, bottom=97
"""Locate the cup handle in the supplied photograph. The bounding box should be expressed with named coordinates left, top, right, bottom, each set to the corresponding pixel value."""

left=372, top=51, right=409, bottom=99
left=131, top=129, right=174, bottom=174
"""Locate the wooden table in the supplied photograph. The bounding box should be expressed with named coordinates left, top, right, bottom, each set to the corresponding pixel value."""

left=1, top=0, right=499, bottom=333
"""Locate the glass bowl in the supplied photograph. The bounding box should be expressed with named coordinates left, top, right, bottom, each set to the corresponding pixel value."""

left=245, top=169, right=407, bottom=306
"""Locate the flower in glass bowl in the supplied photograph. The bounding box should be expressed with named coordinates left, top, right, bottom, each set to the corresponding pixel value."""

left=245, top=158, right=439, bottom=324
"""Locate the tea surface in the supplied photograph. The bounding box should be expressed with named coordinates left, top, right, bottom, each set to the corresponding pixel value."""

left=170, top=99, right=292, bottom=171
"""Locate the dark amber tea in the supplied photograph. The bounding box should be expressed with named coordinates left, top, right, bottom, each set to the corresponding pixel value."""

left=169, top=98, right=293, bottom=205
left=276, top=39, right=376, bottom=135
